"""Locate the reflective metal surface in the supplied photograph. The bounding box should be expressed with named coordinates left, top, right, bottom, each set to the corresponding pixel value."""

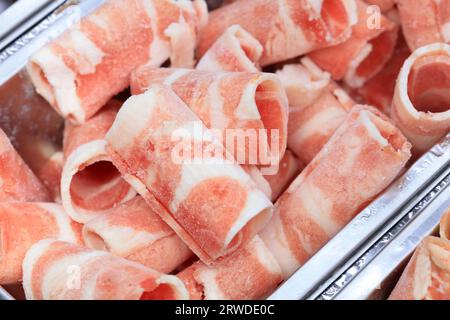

left=0, top=0, right=104, bottom=84
left=269, top=133, right=450, bottom=300
left=0, top=0, right=104, bottom=300
left=0, top=0, right=68, bottom=51
left=333, top=178, right=450, bottom=300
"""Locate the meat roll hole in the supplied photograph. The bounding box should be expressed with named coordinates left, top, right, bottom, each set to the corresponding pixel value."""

left=392, top=43, right=450, bottom=154
left=61, top=100, right=136, bottom=223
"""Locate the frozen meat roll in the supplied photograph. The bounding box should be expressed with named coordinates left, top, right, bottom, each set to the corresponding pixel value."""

left=105, top=85, right=273, bottom=264
left=262, top=150, right=303, bottom=202
left=27, top=0, right=207, bottom=123
left=83, top=197, right=193, bottom=273
left=389, top=236, right=450, bottom=300
left=0, top=128, right=50, bottom=202
left=275, top=58, right=331, bottom=110
left=308, top=0, right=399, bottom=88
left=196, top=25, right=263, bottom=72
left=287, top=82, right=354, bottom=164
left=22, top=239, right=188, bottom=300
left=34, top=151, right=64, bottom=203
left=439, top=206, right=450, bottom=242
left=364, top=0, right=394, bottom=12
left=197, top=0, right=358, bottom=66
left=0, top=203, right=82, bottom=284
left=277, top=59, right=354, bottom=165
left=357, top=35, right=411, bottom=114
left=391, top=43, right=450, bottom=154
left=396, top=0, right=450, bottom=51
left=260, top=106, right=411, bottom=278
left=131, top=68, right=289, bottom=166
left=178, top=236, right=283, bottom=300
left=61, top=101, right=136, bottom=223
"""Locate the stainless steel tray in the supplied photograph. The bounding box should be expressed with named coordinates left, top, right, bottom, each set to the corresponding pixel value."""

left=333, top=176, right=450, bottom=300
left=0, top=286, right=13, bottom=300
left=0, top=0, right=67, bottom=52
left=1, top=0, right=449, bottom=301
left=269, top=133, right=450, bottom=300
left=0, top=0, right=104, bottom=84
